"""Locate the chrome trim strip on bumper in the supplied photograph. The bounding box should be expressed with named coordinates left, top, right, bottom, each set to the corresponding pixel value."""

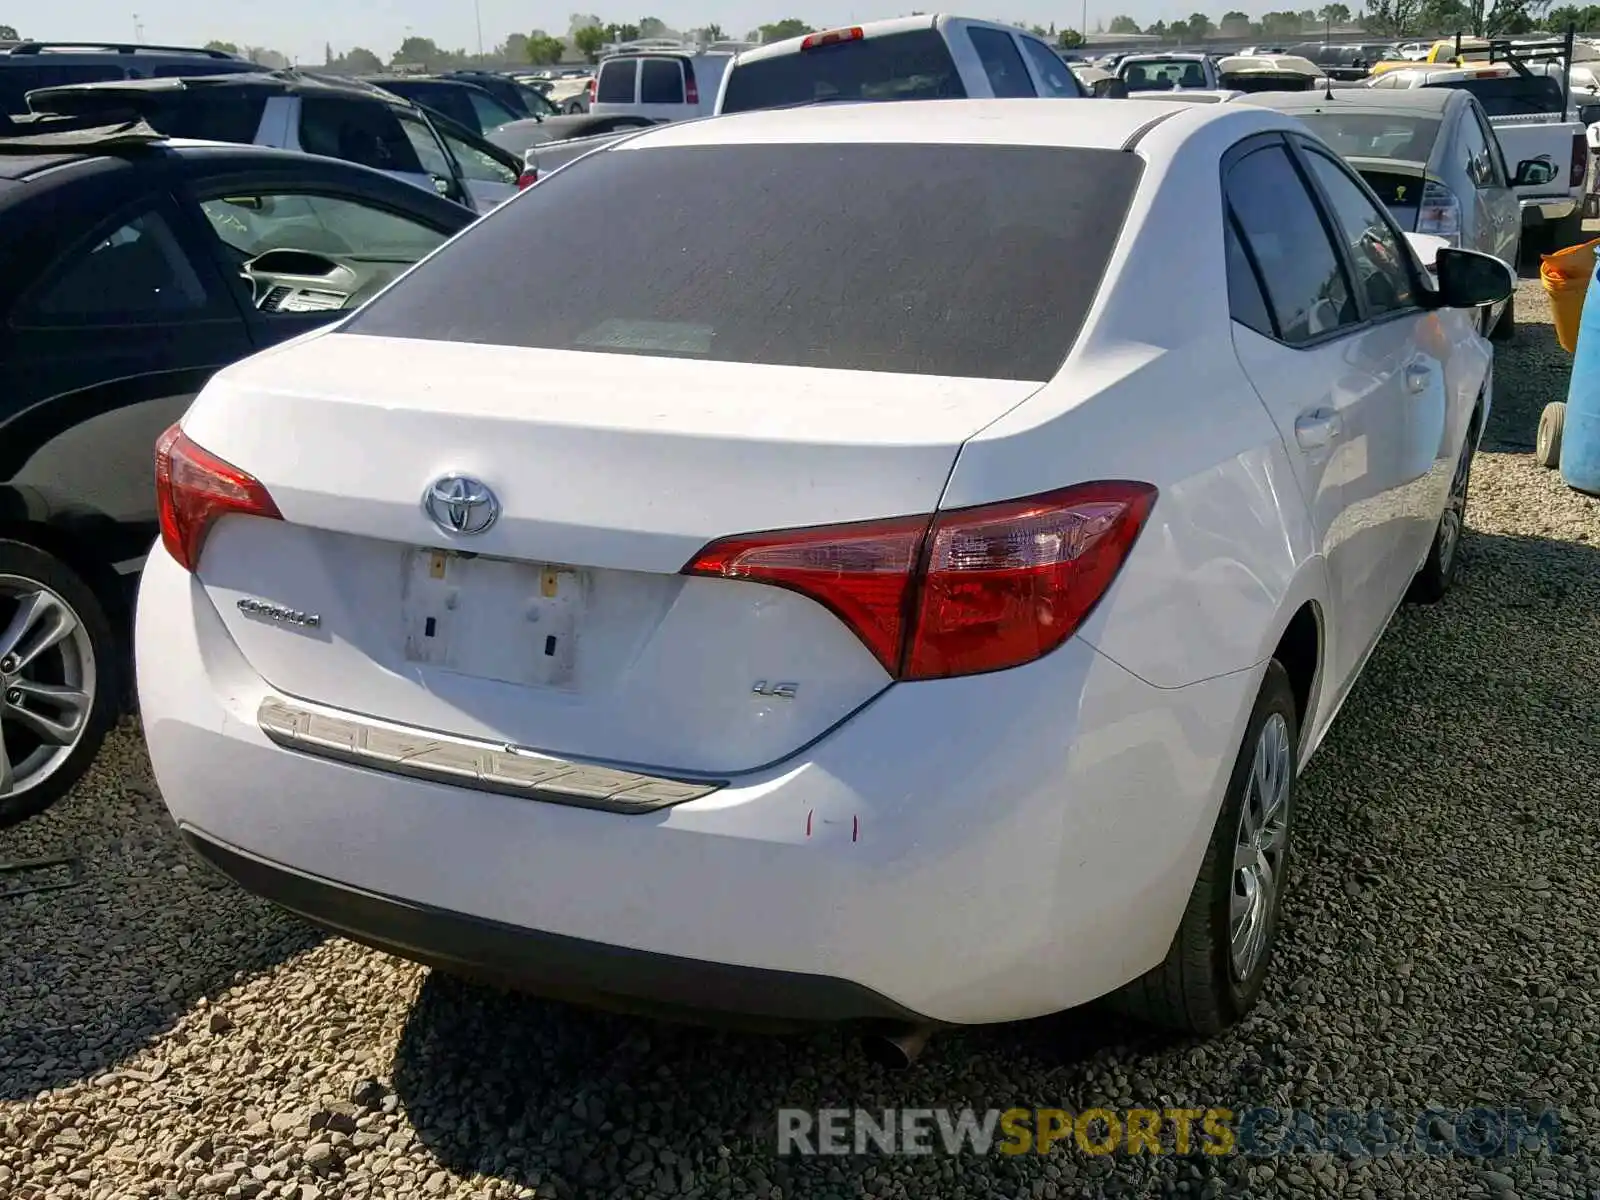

left=256, top=696, right=726, bottom=813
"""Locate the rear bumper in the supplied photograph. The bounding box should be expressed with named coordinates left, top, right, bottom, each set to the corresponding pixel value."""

left=1522, top=196, right=1581, bottom=223
left=138, top=543, right=1259, bottom=1026
left=180, top=827, right=923, bottom=1025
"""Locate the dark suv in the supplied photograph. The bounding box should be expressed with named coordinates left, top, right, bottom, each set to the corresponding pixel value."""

left=0, top=41, right=259, bottom=113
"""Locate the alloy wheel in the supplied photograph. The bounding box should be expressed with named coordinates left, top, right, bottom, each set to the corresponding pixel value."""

left=1229, top=711, right=1291, bottom=982
left=0, top=575, right=97, bottom=799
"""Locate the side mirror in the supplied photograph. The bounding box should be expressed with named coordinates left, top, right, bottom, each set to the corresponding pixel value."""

left=1514, top=156, right=1560, bottom=187
left=1092, top=78, right=1129, bottom=98
left=1579, top=102, right=1600, bottom=126
left=1429, top=247, right=1515, bottom=310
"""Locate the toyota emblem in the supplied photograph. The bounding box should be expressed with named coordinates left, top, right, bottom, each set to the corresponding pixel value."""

left=422, top=475, right=500, bottom=536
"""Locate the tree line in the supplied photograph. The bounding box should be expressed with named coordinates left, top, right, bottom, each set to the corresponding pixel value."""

left=1099, top=0, right=1564, bottom=39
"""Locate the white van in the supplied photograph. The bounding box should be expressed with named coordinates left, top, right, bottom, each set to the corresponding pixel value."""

left=587, top=39, right=754, bottom=121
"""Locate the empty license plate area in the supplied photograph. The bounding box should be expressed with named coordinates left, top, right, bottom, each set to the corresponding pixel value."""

left=402, top=548, right=584, bottom=687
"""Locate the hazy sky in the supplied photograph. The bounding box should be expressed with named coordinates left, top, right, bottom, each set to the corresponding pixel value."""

left=30, top=1, right=1212, bottom=66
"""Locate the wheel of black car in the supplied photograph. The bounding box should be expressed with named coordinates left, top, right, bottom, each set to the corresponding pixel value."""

left=1110, top=660, right=1298, bottom=1035
left=1489, top=290, right=1515, bottom=343
left=0, top=540, right=117, bottom=828
left=1536, top=401, right=1566, bottom=469
left=1408, top=418, right=1477, bottom=604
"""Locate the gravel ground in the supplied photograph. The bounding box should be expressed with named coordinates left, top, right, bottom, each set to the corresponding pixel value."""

left=2, top=274, right=1598, bottom=1200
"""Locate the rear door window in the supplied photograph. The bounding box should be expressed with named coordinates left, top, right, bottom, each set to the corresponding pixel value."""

left=343, top=142, right=1141, bottom=380
left=639, top=58, right=685, bottom=104
left=18, top=210, right=216, bottom=326
left=596, top=59, right=638, bottom=103
left=1019, top=37, right=1083, bottom=96
left=145, top=91, right=269, bottom=143
left=299, top=96, right=425, bottom=174
left=718, top=29, right=966, bottom=111
left=439, top=126, right=518, bottom=185
left=968, top=28, right=1036, bottom=97
left=1, top=63, right=126, bottom=114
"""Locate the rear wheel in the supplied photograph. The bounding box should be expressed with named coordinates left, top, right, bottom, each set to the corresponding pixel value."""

left=1110, top=660, right=1297, bottom=1036
left=1544, top=211, right=1588, bottom=254
left=0, top=541, right=117, bottom=828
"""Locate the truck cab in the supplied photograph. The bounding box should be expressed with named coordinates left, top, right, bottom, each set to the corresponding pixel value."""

left=714, top=15, right=1085, bottom=114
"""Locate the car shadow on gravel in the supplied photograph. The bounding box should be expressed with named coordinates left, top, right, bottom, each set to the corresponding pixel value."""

left=390, top=519, right=1599, bottom=1198
left=0, top=721, right=322, bottom=1102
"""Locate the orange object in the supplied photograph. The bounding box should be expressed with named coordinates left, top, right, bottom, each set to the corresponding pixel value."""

left=1542, top=238, right=1600, bottom=353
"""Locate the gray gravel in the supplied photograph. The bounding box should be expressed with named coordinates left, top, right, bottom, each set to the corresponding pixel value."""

left=3, top=274, right=1599, bottom=1200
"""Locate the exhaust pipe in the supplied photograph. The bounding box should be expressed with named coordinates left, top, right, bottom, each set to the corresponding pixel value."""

left=859, top=1024, right=933, bottom=1069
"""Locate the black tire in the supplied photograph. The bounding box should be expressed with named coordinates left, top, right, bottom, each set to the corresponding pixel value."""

left=1536, top=401, right=1566, bottom=469
left=1110, top=660, right=1298, bottom=1036
left=1544, top=211, right=1588, bottom=255
left=1409, top=415, right=1477, bottom=604
left=0, top=540, right=118, bottom=828
left=1489, top=290, right=1515, bottom=343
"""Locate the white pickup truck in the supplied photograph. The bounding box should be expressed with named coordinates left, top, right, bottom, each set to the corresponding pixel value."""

left=1373, top=36, right=1592, bottom=250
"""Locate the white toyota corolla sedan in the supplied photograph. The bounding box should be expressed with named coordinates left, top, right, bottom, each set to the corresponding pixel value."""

left=137, top=98, right=1512, bottom=1057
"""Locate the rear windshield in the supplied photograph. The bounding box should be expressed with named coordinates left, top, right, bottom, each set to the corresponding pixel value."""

left=596, top=59, right=637, bottom=103
left=1357, top=169, right=1424, bottom=227
left=718, top=29, right=965, bottom=112
left=1, top=64, right=125, bottom=114
left=344, top=142, right=1141, bottom=380
left=1293, top=112, right=1442, bottom=162
left=1426, top=74, right=1562, bottom=116
left=1119, top=58, right=1210, bottom=90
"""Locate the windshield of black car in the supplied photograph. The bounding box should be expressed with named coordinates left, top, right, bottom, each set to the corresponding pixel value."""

left=1426, top=74, right=1563, bottom=116
left=1293, top=112, right=1442, bottom=162
left=718, top=30, right=965, bottom=112
left=343, top=142, right=1142, bottom=381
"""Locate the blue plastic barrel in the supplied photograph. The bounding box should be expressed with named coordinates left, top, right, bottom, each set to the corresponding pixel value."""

left=1562, top=252, right=1600, bottom=495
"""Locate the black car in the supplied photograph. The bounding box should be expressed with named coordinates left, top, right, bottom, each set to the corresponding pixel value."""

left=0, top=118, right=475, bottom=825
left=361, top=74, right=525, bottom=138
left=437, top=69, right=560, bottom=120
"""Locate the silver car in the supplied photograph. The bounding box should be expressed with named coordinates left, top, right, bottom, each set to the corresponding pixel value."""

left=1238, top=86, right=1539, bottom=340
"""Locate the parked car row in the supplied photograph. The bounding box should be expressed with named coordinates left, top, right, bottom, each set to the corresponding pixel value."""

left=0, top=21, right=1530, bottom=1061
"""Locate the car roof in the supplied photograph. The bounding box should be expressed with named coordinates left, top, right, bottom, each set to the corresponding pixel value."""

left=614, top=96, right=1271, bottom=152
left=732, top=14, right=948, bottom=64
left=25, top=69, right=418, bottom=106
left=1237, top=86, right=1459, bottom=114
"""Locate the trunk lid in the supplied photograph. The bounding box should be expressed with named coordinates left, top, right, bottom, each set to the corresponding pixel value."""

left=182, top=331, right=1039, bottom=775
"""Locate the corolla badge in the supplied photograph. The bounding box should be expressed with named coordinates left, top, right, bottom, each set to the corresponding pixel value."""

left=423, top=475, right=500, bottom=536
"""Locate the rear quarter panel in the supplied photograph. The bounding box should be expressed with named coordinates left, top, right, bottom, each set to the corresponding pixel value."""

left=940, top=110, right=1326, bottom=690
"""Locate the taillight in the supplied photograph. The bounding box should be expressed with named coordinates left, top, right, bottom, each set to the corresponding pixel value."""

left=586, top=76, right=596, bottom=102
left=517, top=170, right=538, bottom=188
left=683, top=482, right=1156, bottom=680
left=684, top=63, right=699, bottom=104
left=800, top=26, right=865, bottom=50
left=1416, top=180, right=1462, bottom=244
left=154, top=423, right=281, bottom=573
left=1572, top=131, right=1588, bottom=187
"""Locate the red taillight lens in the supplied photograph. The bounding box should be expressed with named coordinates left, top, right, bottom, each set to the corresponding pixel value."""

left=684, top=512, right=929, bottom=674
left=586, top=77, right=596, bottom=101
left=684, top=64, right=699, bottom=104
left=800, top=26, right=865, bottom=50
left=683, top=482, right=1156, bottom=680
left=517, top=170, right=538, bottom=188
left=154, top=423, right=282, bottom=573
left=1572, top=131, right=1588, bottom=187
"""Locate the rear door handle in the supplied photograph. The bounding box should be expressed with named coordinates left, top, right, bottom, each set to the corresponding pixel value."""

left=1404, top=362, right=1434, bottom=394
left=1294, top=408, right=1342, bottom=450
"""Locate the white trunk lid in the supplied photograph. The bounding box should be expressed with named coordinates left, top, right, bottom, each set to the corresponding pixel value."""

left=182, top=332, right=1037, bottom=775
